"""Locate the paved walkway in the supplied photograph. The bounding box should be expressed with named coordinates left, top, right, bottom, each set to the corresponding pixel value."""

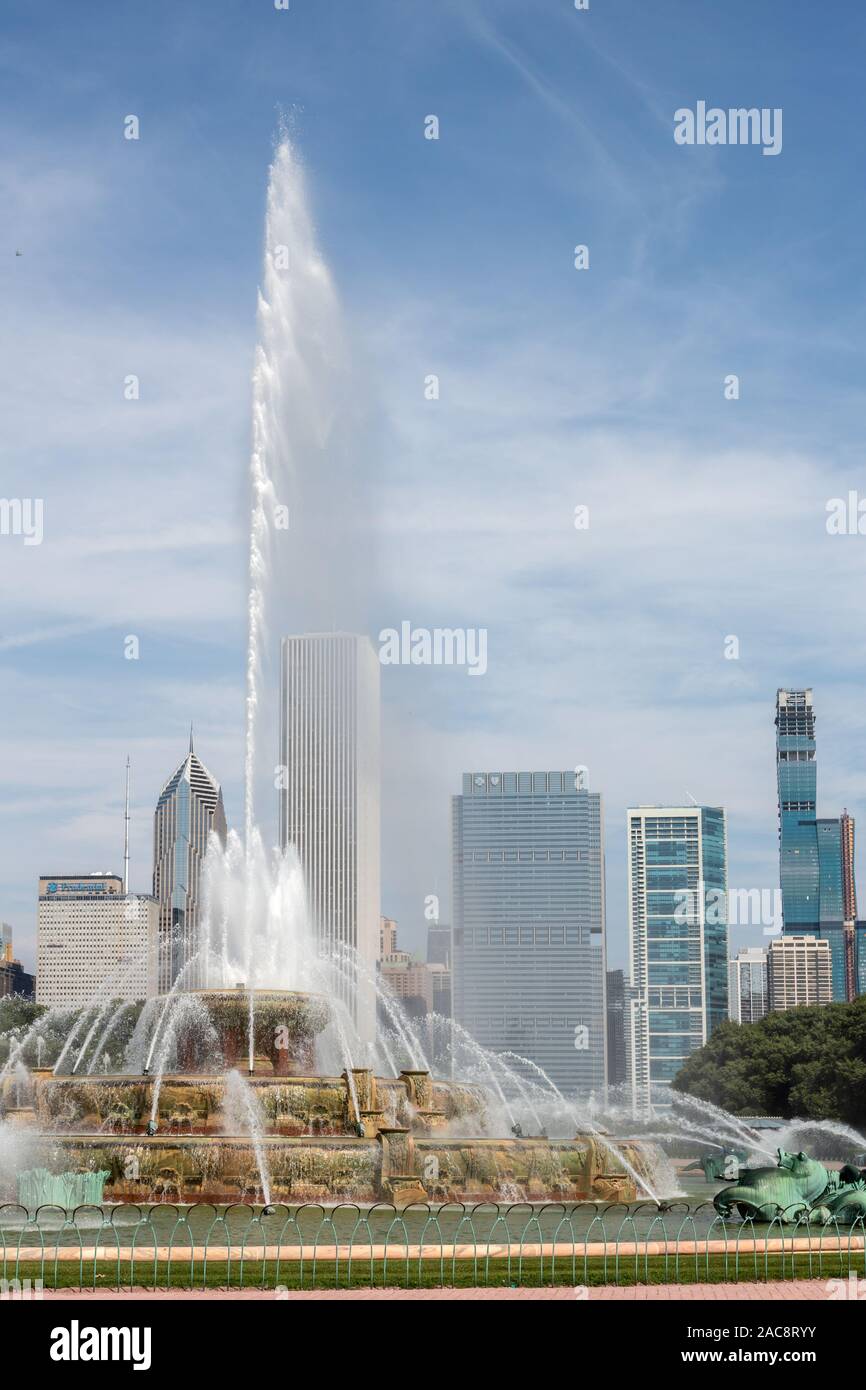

left=590, top=1280, right=841, bottom=1300
left=14, top=1236, right=862, bottom=1261
left=40, top=1280, right=843, bottom=1301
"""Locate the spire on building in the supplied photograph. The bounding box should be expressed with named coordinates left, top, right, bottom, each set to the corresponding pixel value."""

left=123, top=755, right=131, bottom=895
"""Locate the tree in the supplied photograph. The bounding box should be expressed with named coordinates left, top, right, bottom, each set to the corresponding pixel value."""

left=672, top=997, right=866, bottom=1128
left=0, top=997, right=144, bottom=1072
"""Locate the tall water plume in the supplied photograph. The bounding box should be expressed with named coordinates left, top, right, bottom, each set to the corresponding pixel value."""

left=244, top=132, right=371, bottom=849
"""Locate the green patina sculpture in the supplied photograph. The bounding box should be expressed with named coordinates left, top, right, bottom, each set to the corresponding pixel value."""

left=713, top=1148, right=866, bottom=1224
left=17, top=1168, right=110, bottom=1208
left=811, top=1164, right=866, bottom=1224
left=684, top=1150, right=747, bottom=1182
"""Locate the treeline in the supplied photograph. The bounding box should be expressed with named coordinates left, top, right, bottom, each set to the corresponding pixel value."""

left=0, top=997, right=143, bottom=1072
left=673, top=996, right=866, bottom=1127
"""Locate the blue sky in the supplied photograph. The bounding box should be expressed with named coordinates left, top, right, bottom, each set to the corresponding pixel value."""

left=3, top=0, right=866, bottom=971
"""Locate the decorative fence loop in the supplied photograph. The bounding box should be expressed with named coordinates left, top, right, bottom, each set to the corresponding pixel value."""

left=1, top=1199, right=864, bottom=1291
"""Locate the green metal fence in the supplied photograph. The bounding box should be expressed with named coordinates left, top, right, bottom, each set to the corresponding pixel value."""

left=2, top=1201, right=864, bottom=1290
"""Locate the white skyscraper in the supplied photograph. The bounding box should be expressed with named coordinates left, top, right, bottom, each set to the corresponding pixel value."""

left=36, top=874, right=159, bottom=1009
left=279, top=633, right=380, bottom=1039
left=767, top=935, right=832, bottom=1011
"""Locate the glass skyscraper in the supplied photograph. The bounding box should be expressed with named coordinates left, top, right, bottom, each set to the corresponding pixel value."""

left=775, top=689, right=865, bottom=1001
left=153, top=735, right=227, bottom=993
left=775, top=689, right=819, bottom=930
left=605, top=968, right=628, bottom=1087
left=452, top=771, right=607, bottom=1096
left=728, top=946, right=768, bottom=1024
left=627, top=805, right=728, bottom=1113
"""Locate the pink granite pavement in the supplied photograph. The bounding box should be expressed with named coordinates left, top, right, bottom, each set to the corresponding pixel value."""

left=39, top=1279, right=844, bottom=1300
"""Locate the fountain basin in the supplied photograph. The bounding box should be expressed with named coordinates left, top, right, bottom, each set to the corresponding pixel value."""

left=2, top=986, right=662, bottom=1206
left=4, top=1056, right=662, bottom=1205
left=25, top=1068, right=488, bottom=1140
left=22, top=1130, right=659, bottom=1206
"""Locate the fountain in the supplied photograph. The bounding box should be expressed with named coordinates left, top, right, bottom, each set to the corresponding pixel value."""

left=0, top=132, right=668, bottom=1211
left=0, top=983, right=659, bottom=1205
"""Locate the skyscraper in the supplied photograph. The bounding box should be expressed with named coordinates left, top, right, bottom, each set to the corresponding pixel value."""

left=728, top=946, right=769, bottom=1024
left=379, top=916, right=398, bottom=958
left=775, top=688, right=818, bottom=930
left=279, top=633, right=380, bottom=1040
left=0, top=922, right=34, bottom=1000
left=426, top=921, right=452, bottom=969
left=36, top=874, right=158, bottom=1008
left=775, top=689, right=865, bottom=1001
left=605, top=968, right=628, bottom=1087
left=625, top=990, right=650, bottom=1119
left=767, top=936, right=832, bottom=1011
left=841, top=810, right=859, bottom=1001
left=427, top=919, right=452, bottom=1017
left=452, top=771, right=607, bottom=1096
left=627, top=805, right=728, bottom=1113
left=153, top=735, right=227, bottom=993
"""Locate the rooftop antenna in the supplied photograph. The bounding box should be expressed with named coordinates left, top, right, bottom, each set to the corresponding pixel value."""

left=189, top=721, right=194, bottom=755
left=123, top=755, right=131, bottom=894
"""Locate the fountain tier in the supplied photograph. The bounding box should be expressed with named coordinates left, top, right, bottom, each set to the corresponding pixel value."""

left=173, top=988, right=330, bottom=1076
left=0, top=986, right=661, bottom=1205
left=9, top=1130, right=653, bottom=1206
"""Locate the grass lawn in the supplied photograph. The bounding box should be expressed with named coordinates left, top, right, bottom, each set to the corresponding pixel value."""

left=5, top=1252, right=863, bottom=1291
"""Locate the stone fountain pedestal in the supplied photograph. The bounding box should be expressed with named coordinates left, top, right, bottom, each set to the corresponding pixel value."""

left=400, top=1069, right=447, bottom=1131
left=376, top=1126, right=427, bottom=1206
left=346, top=1068, right=386, bottom=1138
